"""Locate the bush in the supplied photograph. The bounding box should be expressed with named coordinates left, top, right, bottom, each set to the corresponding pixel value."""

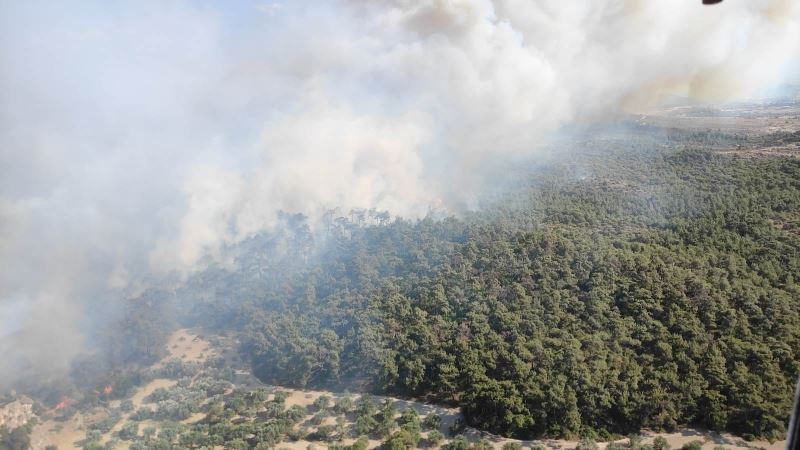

left=680, top=442, right=703, bottom=450
left=287, top=427, right=308, bottom=441
left=1, top=426, right=33, bottom=450
left=356, top=396, right=377, bottom=417
left=398, top=409, right=419, bottom=427
left=273, top=391, right=289, bottom=404
left=576, top=438, right=599, bottom=450
left=120, top=400, right=134, bottom=413
left=285, top=405, right=309, bottom=422
left=653, top=436, right=671, bottom=450
left=311, top=425, right=337, bottom=442
left=311, top=412, right=329, bottom=426
left=628, top=435, right=643, bottom=449
left=142, top=427, right=156, bottom=439
left=131, top=407, right=153, bottom=421
left=384, top=435, right=408, bottom=450
left=441, top=435, right=470, bottom=450
left=351, top=436, right=369, bottom=450
left=145, top=387, right=170, bottom=403
left=383, top=430, right=418, bottom=450
left=501, top=443, right=523, bottom=450
left=118, top=422, right=139, bottom=441
left=423, top=414, right=442, bottom=431
left=427, top=430, right=445, bottom=446
left=226, top=438, right=248, bottom=450
left=89, top=412, right=121, bottom=434
left=314, top=395, right=332, bottom=411
left=355, top=414, right=379, bottom=436
left=334, top=397, right=355, bottom=414
left=471, top=439, right=492, bottom=450
left=82, top=443, right=104, bottom=450
left=378, top=400, right=397, bottom=437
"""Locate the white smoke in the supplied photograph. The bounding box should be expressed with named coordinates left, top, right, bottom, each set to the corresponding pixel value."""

left=1, top=0, right=799, bottom=385
left=156, top=0, right=800, bottom=270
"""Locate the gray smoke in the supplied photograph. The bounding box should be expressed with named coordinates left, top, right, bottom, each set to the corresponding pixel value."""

left=1, top=0, right=799, bottom=387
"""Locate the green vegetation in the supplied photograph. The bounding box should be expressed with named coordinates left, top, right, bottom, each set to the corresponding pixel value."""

left=0, top=424, right=33, bottom=450
left=427, top=430, right=445, bottom=446
left=106, top=125, right=800, bottom=441
left=652, top=436, right=670, bottom=450
left=422, top=414, right=442, bottom=431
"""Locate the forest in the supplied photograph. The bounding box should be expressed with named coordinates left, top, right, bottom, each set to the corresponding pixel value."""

left=100, top=124, right=800, bottom=443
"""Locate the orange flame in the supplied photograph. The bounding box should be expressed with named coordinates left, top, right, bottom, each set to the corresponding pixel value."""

left=54, top=400, right=69, bottom=410
left=103, top=385, right=113, bottom=395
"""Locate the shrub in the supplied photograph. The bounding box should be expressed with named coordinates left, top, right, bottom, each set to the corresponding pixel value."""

left=311, top=412, right=329, bottom=426
left=423, top=414, right=442, bottom=431
left=82, top=443, right=104, bottom=450
left=398, top=409, right=419, bottom=426
left=653, top=437, right=671, bottom=450
left=471, top=439, right=492, bottom=450
left=226, top=438, right=248, bottom=450
left=118, top=422, right=139, bottom=441
left=314, top=395, right=332, bottom=411
left=352, top=436, right=369, bottom=450
left=273, top=391, right=289, bottom=404
left=576, top=438, right=599, bottom=450
left=628, top=435, right=643, bottom=449
left=145, top=387, right=170, bottom=403
left=120, top=400, right=134, bottom=413
left=334, top=397, right=355, bottom=414
left=383, top=429, right=420, bottom=450
left=355, top=414, right=379, bottom=436
left=441, top=435, right=470, bottom=450
left=427, top=430, right=445, bottom=447
left=501, top=443, right=523, bottom=450
left=312, top=425, right=337, bottom=442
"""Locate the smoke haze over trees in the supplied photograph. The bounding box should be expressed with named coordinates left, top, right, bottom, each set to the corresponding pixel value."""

left=1, top=0, right=800, bottom=439
left=163, top=127, right=799, bottom=440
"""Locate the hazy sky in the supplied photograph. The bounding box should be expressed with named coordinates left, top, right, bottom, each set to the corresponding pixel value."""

left=1, top=0, right=799, bottom=386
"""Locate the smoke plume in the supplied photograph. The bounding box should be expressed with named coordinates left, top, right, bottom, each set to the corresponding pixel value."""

left=1, top=0, right=799, bottom=387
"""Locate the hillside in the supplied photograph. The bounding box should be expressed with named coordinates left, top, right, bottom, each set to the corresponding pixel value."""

left=21, top=329, right=786, bottom=450
left=4, top=108, right=799, bottom=450
left=126, top=113, right=799, bottom=442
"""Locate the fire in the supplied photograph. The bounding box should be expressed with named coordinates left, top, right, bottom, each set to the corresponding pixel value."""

left=103, top=385, right=113, bottom=395
left=54, top=399, right=69, bottom=410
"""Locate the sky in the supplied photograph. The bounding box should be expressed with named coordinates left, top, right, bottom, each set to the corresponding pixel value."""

left=1, top=0, right=799, bottom=387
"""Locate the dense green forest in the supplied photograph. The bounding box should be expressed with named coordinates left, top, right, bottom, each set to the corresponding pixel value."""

left=115, top=125, right=800, bottom=442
